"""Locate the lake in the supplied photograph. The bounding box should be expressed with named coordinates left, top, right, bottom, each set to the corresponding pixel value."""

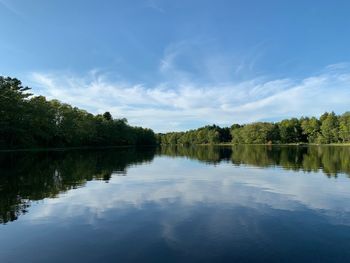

left=1, top=145, right=350, bottom=262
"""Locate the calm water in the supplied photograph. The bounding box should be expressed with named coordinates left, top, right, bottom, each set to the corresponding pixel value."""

left=1, top=145, right=350, bottom=262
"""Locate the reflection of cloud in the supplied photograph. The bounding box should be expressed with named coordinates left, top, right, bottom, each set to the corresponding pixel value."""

left=26, top=157, right=350, bottom=228
left=29, top=65, right=350, bottom=132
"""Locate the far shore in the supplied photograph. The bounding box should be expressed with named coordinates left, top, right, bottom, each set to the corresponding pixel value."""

left=0, top=145, right=156, bottom=153
left=165, top=143, right=350, bottom=147
left=2, top=143, right=350, bottom=153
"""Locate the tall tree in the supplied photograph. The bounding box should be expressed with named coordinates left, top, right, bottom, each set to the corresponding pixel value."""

left=301, top=117, right=320, bottom=143
left=0, top=76, right=156, bottom=149
left=103, top=111, right=113, bottom=121
left=0, top=77, right=31, bottom=147
left=339, top=112, right=350, bottom=143
left=278, top=118, right=302, bottom=143
left=320, top=112, right=339, bottom=143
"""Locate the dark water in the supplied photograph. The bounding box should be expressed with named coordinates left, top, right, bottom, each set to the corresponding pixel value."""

left=1, top=145, right=350, bottom=262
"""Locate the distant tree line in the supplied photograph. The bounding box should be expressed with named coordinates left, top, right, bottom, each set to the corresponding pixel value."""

left=158, top=125, right=231, bottom=145
left=159, top=112, right=350, bottom=145
left=0, top=77, right=156, bottom=149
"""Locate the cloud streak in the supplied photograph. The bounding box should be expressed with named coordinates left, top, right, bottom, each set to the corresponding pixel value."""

left=0, top=0, right=22, bottom=17
left=29, top=65, right=350, bottom=132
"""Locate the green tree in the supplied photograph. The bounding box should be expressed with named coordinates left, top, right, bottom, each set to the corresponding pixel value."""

left=0, top=77, right=31, bottom=148
left=242, top=122, right=278, bottom=144
left=339, top=112, right=350, bottom=143
left=319, top=112, right=339, bottom=143
left=301, top=117, right=320, bottom=143
left=0, top=76, right=156, bottom=149
left=278, top=118, right=303, bottom=143
left=27, top=96, right=57, bottom=147
left=103, top=111, right=113, bottom=121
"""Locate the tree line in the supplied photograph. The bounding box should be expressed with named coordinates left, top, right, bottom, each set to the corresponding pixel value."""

left=2, top=76, right=350, bottom=148
left=158, top=125, right=231, bottom=145
left=0, top=77, right=157, bottom=149
left=159, top=112, right=350, bottom=145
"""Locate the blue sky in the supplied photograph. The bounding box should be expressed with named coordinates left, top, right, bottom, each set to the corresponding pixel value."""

left=1, top=0, right=350, bottom=132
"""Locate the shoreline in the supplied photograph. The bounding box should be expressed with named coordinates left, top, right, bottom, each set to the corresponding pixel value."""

left=0, top=145, right=157, bottom=153
left=2, top=143, right=350, bottom=153
left=163, top=143, right=350, bottom=147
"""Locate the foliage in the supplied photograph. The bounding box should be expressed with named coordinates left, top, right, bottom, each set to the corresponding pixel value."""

left=2, top=76, right=350, bottom=147
left=278, top=118, right=303, bottom=143
left=231, top=122, right=279, bottom=144
left=319, top=112, right=339, bottom=144
left=0, top=77, right=156, bottom=149
left=160, top=112, right=350, bottom=145
left=339, top=112, right=350, bottom=143
left=301, top=117, right=320, bottom=143
left=160, top=125, right=230, bottom=145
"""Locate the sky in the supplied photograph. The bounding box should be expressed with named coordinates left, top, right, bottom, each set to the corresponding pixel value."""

left=1, top=0, right=350, bottom=132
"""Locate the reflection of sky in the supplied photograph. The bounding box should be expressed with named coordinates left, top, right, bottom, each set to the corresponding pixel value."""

left=2, top=156, right=350, bottom=262
left=20, top=156, right=350, bottom=225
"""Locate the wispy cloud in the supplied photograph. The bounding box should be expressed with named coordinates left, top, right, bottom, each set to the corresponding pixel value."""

left=29, top=64, right=350, bottom=132
left=146, top=0, right=165, bottom=13
left=158, top=39, right=267, bottom=84
left=0, top=0, right=22, bottom=17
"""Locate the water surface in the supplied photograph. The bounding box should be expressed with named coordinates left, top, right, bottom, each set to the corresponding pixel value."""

left=1, top=145, right=350, bottom=262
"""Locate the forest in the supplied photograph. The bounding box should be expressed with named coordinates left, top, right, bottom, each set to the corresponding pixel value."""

left=159, top=112, right=350, bottom=145
left=0, top=77, right=156, bottom=149
left=2, top=76, right=350, bottom=149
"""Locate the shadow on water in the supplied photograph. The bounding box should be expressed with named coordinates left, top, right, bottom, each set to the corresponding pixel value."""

left=1, top=145, right=350, bottom=223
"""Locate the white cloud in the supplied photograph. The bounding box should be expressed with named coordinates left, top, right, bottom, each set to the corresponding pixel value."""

left=29, top=65, right=350, bottom=132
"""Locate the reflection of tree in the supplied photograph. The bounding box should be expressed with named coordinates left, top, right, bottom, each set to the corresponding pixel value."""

left=159, top=145, right=231, bottom=164
left=161, top=145, right=350, bottom=177
left=0, top=147, right=156, bottom=224
left=2, top=145, right=350, bottom=224
left=232, top=145, right=350, bottom=176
